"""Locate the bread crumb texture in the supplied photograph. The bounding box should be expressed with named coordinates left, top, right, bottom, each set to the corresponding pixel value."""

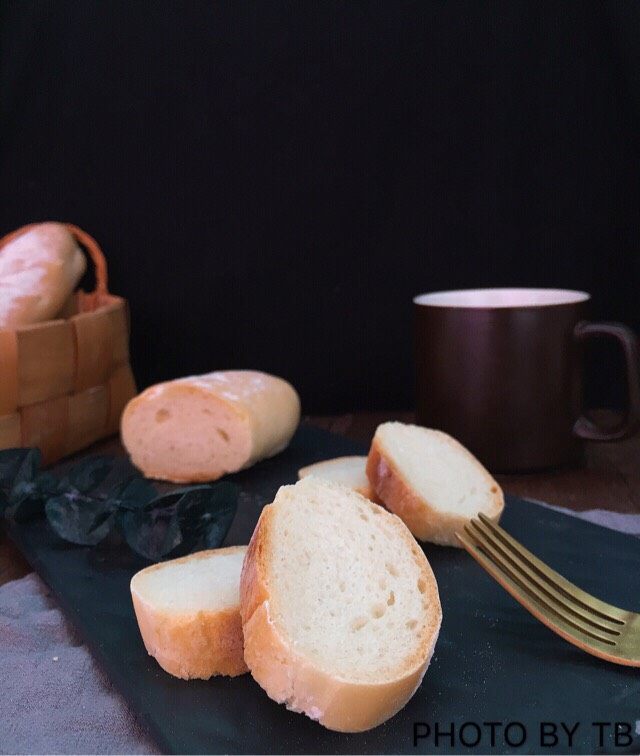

left=241, top=478, right=442, bottom=731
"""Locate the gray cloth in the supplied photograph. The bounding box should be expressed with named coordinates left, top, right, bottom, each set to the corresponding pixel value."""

left=529, top=500, right=640, bottom=537
left=1, top=502, right=638, bottom=755
left=0, top=573, right=158, bottom=754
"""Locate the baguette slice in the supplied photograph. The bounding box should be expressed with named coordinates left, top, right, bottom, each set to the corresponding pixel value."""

left=121, top=370, right=300, bottom=483
left=367, top=422, right=504, bottom=547
left=240, top=478, right=442, bottom=732
left=298, top=456, right=376, bottom=500
left=0, top=223, right=86, bottom=328
left=130, top=546, right=248, bottom=679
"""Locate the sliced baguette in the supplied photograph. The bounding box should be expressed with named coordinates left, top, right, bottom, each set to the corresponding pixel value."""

left=130, top=546, right=248, bottom=679
left=121, top=370, right=300, bottom=483
left=297, top=456, right=376, bottom=500
left=367, top=422, right=504, bottom=547
left=240, top=477, right=442, bottom=732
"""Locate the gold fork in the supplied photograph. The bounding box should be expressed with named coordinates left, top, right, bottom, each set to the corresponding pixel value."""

left=455, top=513, right=640, bottom=667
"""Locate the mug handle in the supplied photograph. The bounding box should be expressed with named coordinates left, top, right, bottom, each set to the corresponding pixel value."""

left=573, top=320, right=640, bottom=441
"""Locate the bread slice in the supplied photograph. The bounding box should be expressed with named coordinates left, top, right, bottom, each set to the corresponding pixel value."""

left=240, top=478, right=442, bottom=732
left=130, top=546, right=248, bottom=679
left=367, top=422, right=504, bottom=547
left=121, top=370, right=300, bottom=483
left=297, top=456, right=376, bottom=500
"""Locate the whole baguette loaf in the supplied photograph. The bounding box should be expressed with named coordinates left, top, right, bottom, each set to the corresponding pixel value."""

left=240, top=478, right=442, bottom=732
left=0, top=223, right=86, bottom=328
left=130, top=546, right=248, bottom=679
left=367, top=422, right=504, bottom=547
left=121, top=370, right=300, bottom=482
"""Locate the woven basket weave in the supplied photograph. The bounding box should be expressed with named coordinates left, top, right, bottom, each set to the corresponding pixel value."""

left=0, top=223, right=137, bottom=464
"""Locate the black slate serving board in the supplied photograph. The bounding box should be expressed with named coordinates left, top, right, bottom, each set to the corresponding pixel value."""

left=7, top=426, right=640, bottom=755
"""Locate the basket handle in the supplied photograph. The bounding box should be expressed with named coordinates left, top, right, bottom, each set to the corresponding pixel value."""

left=0, top=222, right=109, bottom=297
left=64, top=223, right=108, bottom=296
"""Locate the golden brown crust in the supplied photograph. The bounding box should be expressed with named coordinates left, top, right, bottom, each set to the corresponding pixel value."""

left=239, top=499, right=442, bottom=732
left=366, top=437, right=504, bottom=547
left=130, top=546, right=248, bottom=679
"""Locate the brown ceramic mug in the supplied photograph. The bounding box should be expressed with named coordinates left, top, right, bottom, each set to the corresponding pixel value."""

left=414, top=288, right=640, bottom=472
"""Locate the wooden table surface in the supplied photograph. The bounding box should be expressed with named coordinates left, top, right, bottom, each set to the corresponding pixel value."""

left=1, top=411, right=639, bottom=587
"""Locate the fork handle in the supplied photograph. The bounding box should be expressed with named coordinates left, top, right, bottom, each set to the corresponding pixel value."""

left=573, top=321, right=640, bottom=440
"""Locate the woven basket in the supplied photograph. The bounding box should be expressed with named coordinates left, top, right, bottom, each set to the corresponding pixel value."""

left=0, top=223, right=137, bottom=464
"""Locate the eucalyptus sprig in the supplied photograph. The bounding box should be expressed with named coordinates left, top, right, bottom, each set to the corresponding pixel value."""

left=0, top=448, right=239, bottom=561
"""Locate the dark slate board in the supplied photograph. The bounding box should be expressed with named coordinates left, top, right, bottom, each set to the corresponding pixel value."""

left=7, top=426, right=640, bottom=755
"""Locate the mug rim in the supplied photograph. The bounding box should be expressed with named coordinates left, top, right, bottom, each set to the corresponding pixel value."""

left=413, top=287, right=591, bottom=309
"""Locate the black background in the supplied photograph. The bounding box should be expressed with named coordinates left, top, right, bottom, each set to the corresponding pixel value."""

left=1, top=1, right=638, bottom=412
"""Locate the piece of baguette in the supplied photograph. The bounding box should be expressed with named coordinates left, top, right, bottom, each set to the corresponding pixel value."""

left=130, top=546, right=248, bottom=679
left=367, top=422, right=504, bottom=547
left=297, top=456, right=376, bottom=500
left=121, top=370, right=300, bottom=482
left=240, top=478, right=442, bottom=732
left=0, top=223, right=86, bottom=328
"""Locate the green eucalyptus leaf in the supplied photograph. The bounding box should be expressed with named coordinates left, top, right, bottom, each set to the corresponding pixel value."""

left=45, top=494, right=116, bottom=546
left=1, top=447, right=239, bottom=562
left=33, top=471, right=60, bottom=498
left=114, top=476, right=159, bottom=510
left=67, top=456, right=115, bottom=493
left=0, top=449, right=42, bottom=512
left=6, top=495, right=45, bottom=523
left=119, top=499, right=182, bottom=561
left=1, top=449, right=56, bottom=521
left=172, top=482, right=239, bottom=556
left=0, top=448, right=41, bottom=486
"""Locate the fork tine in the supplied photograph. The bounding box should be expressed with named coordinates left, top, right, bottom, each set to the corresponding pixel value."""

left=468, top=519, right=621, bottom=636
left=477, top=513, right=627, bottom=624
left=458, top=526, right=619, bottom=653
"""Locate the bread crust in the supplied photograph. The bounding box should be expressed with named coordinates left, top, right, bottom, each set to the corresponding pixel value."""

left=121, top=371, right=300, bottom=483
left=366, top=435, right=504, bottom=547
left=130, top=547, right=248, bottom=679
left=0, top=223, right=86, bottom=328
left=240, top=501, right=442, bottom=732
